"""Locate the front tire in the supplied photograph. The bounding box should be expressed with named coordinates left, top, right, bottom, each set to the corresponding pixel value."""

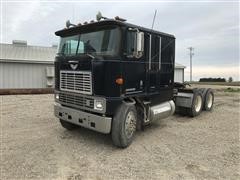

left=111, top=103, right=137, bottom=148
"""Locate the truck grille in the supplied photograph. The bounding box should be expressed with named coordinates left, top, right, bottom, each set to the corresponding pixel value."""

left=59, top=92, right=94, bottom=109
left=60, top=70, right=92, bottom=95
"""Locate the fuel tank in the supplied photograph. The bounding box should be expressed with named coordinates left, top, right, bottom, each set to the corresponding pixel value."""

left=149, top=100, right=175, bottom=121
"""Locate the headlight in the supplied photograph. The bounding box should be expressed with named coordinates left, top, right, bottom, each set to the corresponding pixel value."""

left=55, top=93, right=59, bottom=100
left=94, top=100, right=103, bottom=111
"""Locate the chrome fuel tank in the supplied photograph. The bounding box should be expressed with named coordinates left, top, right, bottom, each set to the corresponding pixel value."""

left=149, top=100, right=175, bottom=121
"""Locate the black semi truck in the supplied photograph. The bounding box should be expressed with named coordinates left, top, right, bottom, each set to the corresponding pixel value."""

left=54, top=13, right=214, bottom=148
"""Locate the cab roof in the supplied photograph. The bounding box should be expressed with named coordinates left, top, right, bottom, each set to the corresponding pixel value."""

left=55, top=19, right=175, bottom=38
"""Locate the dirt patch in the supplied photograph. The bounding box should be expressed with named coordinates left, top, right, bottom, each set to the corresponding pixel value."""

left=1, top=91, right=240, bottom=179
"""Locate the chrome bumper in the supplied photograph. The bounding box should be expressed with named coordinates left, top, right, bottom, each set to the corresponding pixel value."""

left=54, top=103, right=112, bottom=134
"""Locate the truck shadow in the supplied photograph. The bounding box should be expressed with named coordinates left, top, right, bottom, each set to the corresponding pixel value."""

left=171, top=114, right=194, bottom=123
left=57, top=121, right=169, bottom=149
left=58, top=126, right=114, bottom=148
left=140, top=122, right=167, bottom=131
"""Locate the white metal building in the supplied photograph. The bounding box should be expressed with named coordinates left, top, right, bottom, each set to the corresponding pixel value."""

left=0, top=41, right=56, bottom=89
left=0, top=41, right=185, bottom=89
left=174, top=63, right=186, bottom=83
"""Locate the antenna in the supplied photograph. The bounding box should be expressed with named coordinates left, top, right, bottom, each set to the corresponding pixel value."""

left=151, top=10, right=157, bottom=30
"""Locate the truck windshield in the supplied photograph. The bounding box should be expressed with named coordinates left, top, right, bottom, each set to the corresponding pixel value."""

left=58, top=27, right=120, bottom=57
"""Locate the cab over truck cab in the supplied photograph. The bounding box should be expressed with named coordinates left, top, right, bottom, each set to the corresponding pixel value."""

left=54, top=16, right=214, bottom=148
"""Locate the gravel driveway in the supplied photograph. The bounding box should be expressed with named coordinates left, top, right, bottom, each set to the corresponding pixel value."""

left=1, top=91, right=239, bottom=179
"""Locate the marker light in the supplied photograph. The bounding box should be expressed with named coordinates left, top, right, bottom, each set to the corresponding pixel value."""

left=116, top=78, right=124, bottom=85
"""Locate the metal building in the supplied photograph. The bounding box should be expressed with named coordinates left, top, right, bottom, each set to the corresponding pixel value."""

left=175, top=63, right=186, bottom=83
left=0, top=40, right=57, bottom=89
left=0, top=40, right=185, bottom=90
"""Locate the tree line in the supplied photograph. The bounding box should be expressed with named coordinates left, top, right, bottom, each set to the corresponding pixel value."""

left=199, top=77, right=233, bottom=82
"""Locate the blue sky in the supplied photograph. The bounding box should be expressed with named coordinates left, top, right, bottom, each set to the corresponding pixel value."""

left=1, top=0, right=239, bottom=81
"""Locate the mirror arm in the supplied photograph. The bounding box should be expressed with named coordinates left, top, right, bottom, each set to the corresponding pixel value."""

left=128, top=27, right=139, bottom=32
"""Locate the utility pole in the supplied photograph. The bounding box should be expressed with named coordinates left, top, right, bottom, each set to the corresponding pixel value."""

left=188, top=47, right=194, bottom=82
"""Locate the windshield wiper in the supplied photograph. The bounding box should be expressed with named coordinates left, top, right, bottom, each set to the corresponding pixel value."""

left=85, top=53, right=95, bottom=59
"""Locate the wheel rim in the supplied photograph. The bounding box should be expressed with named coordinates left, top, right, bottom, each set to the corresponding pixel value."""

left=206, top=93, right=213, bottom=109
left=125, top=111, right=136, bottom=139
left=194, top=95, right=202, bottom=113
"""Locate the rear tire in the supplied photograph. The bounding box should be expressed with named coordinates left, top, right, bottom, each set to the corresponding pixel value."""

left=188, top=91, right=203, bottom=117
left=203, top=89, right=214, bottom=111
left=60, top=119, right=78, bottom=130
left=111, top=102, right=137, bottom=148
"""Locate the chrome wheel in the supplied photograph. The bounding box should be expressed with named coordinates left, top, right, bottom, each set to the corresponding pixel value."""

left=194, top=95, right=202, bottom=113
left=125, top=111, right=136, bottom=139
left=206, top=93, right=213, bottom=109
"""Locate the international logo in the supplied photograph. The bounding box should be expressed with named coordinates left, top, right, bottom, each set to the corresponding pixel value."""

left=68, top=61, right=78, bottom=70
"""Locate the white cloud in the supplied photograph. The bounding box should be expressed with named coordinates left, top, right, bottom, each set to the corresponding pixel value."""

left=2, top=1, right=60, bottom=44
left=185, top=65, right=240, bottom=81
left=4, top=2, right=40, bottom=33
left=1, top=1, right=239, bottom=80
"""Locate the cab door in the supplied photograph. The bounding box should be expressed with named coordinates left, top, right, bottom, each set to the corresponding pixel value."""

left=122, top=29, right=146, bottom=95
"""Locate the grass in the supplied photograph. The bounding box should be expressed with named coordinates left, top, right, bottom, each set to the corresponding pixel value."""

left=224, top=87, right=240, bottom=93
left=188, top=81, right=240, bottom=86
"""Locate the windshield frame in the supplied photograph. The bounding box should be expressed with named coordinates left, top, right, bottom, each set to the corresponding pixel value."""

left=57, top=25, right=122, bottom=58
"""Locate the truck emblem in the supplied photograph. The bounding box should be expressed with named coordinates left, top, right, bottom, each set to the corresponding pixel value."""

left=70, top=64, right=78, bottom=70
left=68, top=61, right=78, bottom=70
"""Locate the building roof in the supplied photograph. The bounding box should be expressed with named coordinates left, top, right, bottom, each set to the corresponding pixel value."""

left=175, top=63, right=186, bottom=68
left=0, top=42, right=57, bottom=64
left=0, top=41, right=185, bottom=68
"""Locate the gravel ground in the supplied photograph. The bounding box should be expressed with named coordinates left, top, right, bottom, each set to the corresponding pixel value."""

left=0, top=90, right=239, bottom=180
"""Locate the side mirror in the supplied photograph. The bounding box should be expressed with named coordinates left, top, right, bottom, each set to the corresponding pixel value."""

left=127, top=29, right=144, bottom=59
left=135, top=32, right=144, bottom=58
